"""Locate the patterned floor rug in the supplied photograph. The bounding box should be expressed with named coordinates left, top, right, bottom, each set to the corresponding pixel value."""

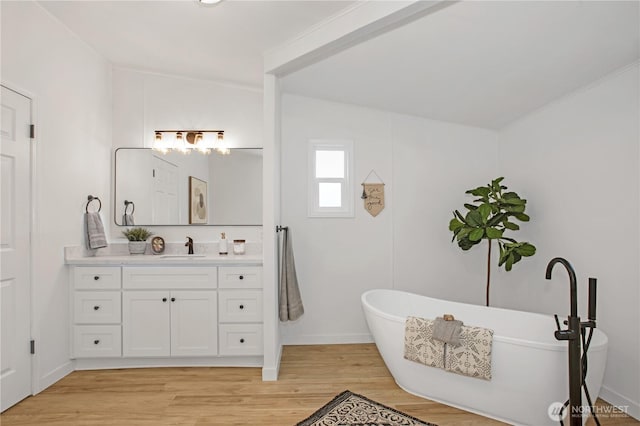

left=296, top=390, right=437, bottom=426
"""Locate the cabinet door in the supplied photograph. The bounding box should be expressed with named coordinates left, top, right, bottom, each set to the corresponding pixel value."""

left=122, top=291, right=170, bottom=357
left=170, top=291, right=217, bottom=356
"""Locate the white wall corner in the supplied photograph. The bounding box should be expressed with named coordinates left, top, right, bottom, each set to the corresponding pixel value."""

left=35, top=361, right=74, bottom=394
left=262, top=73, right=282, bottom=380
left=261, top=343, right=283, bottom=382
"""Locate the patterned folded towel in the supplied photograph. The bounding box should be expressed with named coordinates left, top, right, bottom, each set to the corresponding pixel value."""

left=444, top=325, right=493, bottom=380
left=404, top=316, right=445, bottom=369
left=433, top=317, right=464, bottom=345
left=405, top=316, right=493, bottom=381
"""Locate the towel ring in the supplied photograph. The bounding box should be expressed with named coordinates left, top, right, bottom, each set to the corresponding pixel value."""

left=86, top=195, right=101, bottom=213
left=124, top=200, right=135, bottom=215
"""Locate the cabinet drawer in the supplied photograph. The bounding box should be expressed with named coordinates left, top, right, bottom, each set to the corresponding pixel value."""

left=73, top=325, right=122, bottom=358
left=219, top=290, right=262, bottom=323
left=74, top=291, right=121, bottom=324
left=123, top=266, right=217, bottom=289
left=74, top=267, right=121, bottom=290
left=218, top=266, right=262, bottom=289
left=218, top=324, right=263, bottom=356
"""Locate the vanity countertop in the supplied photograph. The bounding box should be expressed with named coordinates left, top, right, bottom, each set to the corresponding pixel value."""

left=64, top=245, right=263, bottom=266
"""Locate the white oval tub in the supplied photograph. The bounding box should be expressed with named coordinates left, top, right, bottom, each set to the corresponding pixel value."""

left=361, top=289, right=608, bottom=426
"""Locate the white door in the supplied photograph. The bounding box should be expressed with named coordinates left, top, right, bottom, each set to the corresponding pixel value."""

left=1, top=86, right=32, bottom=411
left=152, top=156, right=178, bottom=224
left=170, top=291, right=217, bottom=356
left=122, top=291, right=170, bottom=357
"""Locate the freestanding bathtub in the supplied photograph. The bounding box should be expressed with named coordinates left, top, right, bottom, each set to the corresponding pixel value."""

left=361, top=289, right=608, bottom=426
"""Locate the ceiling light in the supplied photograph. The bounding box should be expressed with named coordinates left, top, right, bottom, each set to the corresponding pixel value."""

left=152, top=130, right=228, bottom=155
left=199, top=0, right=222, bottom=4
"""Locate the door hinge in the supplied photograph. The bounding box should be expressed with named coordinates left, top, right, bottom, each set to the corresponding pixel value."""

left=29, top=124, right=35, bottom=139
left=30, top=339, right=35, bottom=354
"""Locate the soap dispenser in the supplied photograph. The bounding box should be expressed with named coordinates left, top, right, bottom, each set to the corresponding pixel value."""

left=219, top=232, right=228, bottom=255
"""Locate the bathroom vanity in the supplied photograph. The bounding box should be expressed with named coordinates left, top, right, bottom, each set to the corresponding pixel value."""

left=66, top=253, right=263, bottom=370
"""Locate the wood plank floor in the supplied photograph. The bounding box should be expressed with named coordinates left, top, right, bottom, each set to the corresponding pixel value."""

left=1, top=344, right=637, bottom=425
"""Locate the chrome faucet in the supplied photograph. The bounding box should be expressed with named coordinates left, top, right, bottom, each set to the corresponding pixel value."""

left=545, top=257, right=581, bottom=426
left=185, top=237, right=194, bottom=255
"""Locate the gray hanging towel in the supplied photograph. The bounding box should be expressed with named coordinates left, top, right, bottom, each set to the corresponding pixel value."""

left=85, top=212, right=108, bottom=250
left=279, top=228, right=304, bottom=321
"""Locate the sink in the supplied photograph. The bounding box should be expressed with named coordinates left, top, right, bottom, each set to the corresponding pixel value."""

left=159, top=254, right=206, bottom=259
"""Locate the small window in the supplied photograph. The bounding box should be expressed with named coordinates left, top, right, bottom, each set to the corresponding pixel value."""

left=308, top=140, right=354, bottom=217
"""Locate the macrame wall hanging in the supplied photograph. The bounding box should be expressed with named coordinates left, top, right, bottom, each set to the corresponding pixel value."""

left=361, top=170, right=385, bottom=217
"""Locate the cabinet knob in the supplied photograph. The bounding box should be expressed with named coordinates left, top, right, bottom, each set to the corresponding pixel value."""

left=162, top=297, right=167, bottom=302
left=94, top=276, right=100, bottom=281
left=93, top=339, right=100, bottom=345
left=171, top=297, right=176, bottom=302
left=240, top=338, right=245, bottom=343
left=239, top=275, right=244, bottom=280
left=93, top=305, right=100, bottom=311
left=239, top=304, right=244, bottom=310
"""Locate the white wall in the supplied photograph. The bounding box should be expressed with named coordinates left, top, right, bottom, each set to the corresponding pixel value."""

left=497, top=63, right=640, bottom=418
left=111, top=68, right=264, bottom=244
left=392, top=114, right=499, bottom=302
left=209, top=149, right=262, bottom=225
left=1, top=1, right=112, bottom=391
left=280, top=94, right=498, bottom=343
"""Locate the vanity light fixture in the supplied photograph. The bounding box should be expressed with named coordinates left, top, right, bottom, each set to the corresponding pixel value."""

left=152, top=130, right=228, bottom=155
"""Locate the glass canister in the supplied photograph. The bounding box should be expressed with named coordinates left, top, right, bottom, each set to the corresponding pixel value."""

left=233, top=239, right=246, bottom=255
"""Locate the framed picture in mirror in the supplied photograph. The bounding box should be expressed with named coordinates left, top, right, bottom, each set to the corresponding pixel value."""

left=189, top=176, right=208, bottom=224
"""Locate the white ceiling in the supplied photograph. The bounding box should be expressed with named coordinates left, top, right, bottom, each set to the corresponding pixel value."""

left=282, top=1, right=640, bottom=129
left=37, top=0, right=356, bottom=88
left=37, top=1, right=639, bottom=130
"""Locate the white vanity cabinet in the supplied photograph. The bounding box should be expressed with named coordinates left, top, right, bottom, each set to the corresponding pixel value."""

left=122, top=267, right=218, bottom=357
left=218, top=266, right=263, bottom=356
left=69, top=260, right=263, bottom=369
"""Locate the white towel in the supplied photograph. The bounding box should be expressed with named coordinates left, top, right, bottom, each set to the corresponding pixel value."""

left=278, top=229, right=304, bottom=321
left=122, top=213, right=135, bottom=226
left=85, top=212, right=107, bottom=249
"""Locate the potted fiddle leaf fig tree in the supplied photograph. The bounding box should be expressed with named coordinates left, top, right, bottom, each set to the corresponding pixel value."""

left=449, top=177, right=536, bottom=306
left=122, top=227, right=153, bottom=255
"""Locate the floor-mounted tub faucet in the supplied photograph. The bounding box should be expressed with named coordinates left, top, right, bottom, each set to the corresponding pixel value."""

left=545, top=257, right=582, bottom=426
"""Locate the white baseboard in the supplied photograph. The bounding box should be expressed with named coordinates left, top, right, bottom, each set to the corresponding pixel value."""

left=262, top=344, right=282, bottom=381
left=282, top=333, right=374, bottom=346
left=74, top=356, right=263, bottom=370
left=35, top=361, right=74, bottom=394
left=599, top=385, right=640, bottom=421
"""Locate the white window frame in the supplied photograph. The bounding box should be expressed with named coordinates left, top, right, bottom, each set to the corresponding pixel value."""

left=307, top=139, right=354, bottom=218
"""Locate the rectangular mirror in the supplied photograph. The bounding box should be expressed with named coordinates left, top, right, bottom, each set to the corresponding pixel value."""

left=114, top=148, right=262, bottom=226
